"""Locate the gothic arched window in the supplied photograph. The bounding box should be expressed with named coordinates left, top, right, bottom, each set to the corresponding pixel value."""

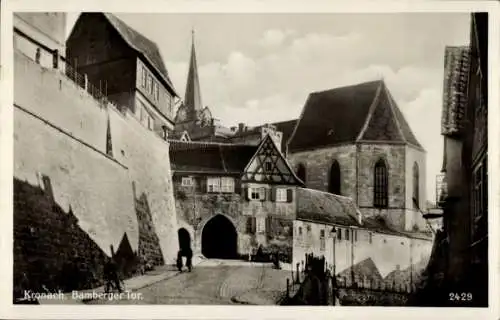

left=374, top=159, right=388, bottom=208
left=413, top=162, right=419, bottom=209
left=328, top=160, right=341, bottom=195
left=297, top=163, right=306, bottom=184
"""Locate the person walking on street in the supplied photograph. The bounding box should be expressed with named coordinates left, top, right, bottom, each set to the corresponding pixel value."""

left=104, top=257, right=122, bottom=293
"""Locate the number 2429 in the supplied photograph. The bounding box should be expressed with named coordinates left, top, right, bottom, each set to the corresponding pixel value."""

left=449, top=292, right=473, bottom=301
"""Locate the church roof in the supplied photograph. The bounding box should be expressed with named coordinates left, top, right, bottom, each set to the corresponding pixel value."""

left=296, top=188, right=362, bottom=227
left=169, top=140, right=257, bottom=174
left=184, top=32, right=203, bottom=113
left=101, top=13, right=178, bottom=97
left=288, top=80, right=423, bottom=153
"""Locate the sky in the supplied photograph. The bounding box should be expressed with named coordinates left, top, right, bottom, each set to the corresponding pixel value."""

left=66, top=12, right=471, bottom=204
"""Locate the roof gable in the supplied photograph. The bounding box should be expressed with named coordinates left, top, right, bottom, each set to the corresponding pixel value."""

left=288, top=81, right=382, bottom=152
left=338, top=257, right=383, bottom=281
left=288, top=80, right=423, bottom=152
left=242, top=134, right=304, bottom=185
left=101, top=13, right=178, bottom=97
left=358, top=83, right=406, bottom=142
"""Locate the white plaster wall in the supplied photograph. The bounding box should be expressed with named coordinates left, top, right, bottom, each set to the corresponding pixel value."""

left=293, top=220, right=433, bottom=279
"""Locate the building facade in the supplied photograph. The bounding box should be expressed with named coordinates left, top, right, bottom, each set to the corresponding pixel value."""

left=170, top=135, right=303, bottom=261
left=292, top=188, right=433, bottom=289
left=286, top=80, right=428, bottom=233
left=424, top=12, right=488, bottom=307
left=66, top=13, right=179, bottom=137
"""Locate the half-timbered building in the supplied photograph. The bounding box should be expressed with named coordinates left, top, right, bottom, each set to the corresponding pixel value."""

left=169, top=134, right=304, bottom=261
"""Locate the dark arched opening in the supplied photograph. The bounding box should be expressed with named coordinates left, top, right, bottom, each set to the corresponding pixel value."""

left=202, top=215, right=237, bottom=259
left=178, top=228, right=191, bottom=251
left=374, top=158, right=388, bottom=208
left=412, top=162, right=420, bottom=209
left=328, top=160, right=341, bottom=195
left=297, top=163, right=307, bottom=184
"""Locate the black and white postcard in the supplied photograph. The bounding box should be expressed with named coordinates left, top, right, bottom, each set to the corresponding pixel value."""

left=1, top=0, right=498, bottom=319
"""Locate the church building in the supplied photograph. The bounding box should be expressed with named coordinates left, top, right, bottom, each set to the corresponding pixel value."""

left=286, top=80, right=429, bottom=233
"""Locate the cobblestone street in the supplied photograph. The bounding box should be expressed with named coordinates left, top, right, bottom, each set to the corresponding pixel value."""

left=86, top=260, right=291, bottom=305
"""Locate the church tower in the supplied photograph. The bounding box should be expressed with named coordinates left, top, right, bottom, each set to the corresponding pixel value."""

left=184, top=31, right=203, bottom=120
left=174, top=31, right=230, bottom=141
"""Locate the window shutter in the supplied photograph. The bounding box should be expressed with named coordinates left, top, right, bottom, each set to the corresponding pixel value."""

left=260, top=187, right=266, bottom=201
left=271, top=187, right=276, bottom=202
left=266, top=216, right=272, bottom=235
left=200, top=178, right=207, bottom=193
left=243, top=187, right=249, bottom=200
left=246, top=217, right=253, bottom=234
left=251, top=217, right=257, bottom=233
left=235, top=180, right=241, bottom=195
left=286, top=189, right=293, bottom=203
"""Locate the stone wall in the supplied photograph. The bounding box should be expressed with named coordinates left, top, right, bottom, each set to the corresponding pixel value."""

left=292, top=220, right=433, bottom=288
left=288, top=145, right=357, bottom=201
left=108, top=105, right=178, bottom=264
left=13, top=50, right=178, bottom=297
left=357, top=143, right=406, bottom=209
left=289, top=143, right=416, bottom=231
left=173, top=177, right=295, bottom=261
left=404, top=145, right=428, bottom=231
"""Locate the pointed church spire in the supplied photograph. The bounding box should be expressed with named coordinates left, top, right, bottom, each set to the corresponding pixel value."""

left=184, top=29, right=203, bottom=118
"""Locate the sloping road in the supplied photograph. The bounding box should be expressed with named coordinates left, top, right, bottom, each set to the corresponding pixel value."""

left=86, top=260, right=291, bottom=305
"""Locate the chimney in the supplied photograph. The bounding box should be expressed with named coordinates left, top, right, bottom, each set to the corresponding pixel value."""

left=230, top=126, right=237, bottom=132
left=238, top=123, right=245, bottom=132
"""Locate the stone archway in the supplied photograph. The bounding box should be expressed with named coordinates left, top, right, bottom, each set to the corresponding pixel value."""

left=201, top=214, right=237, bottom=259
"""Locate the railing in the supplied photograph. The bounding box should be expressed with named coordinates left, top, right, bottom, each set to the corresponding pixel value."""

left=14, top=30, right=114, bottom=110
left=283, top=253, right=417, bottom=305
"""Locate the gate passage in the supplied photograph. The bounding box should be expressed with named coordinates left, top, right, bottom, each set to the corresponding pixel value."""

left=201, top=215, right=237, bottom=259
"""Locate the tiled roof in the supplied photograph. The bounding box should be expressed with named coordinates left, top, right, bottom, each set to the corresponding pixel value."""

left=296, top=190, right=433, bottom=240
left=102, top=13, right=178, bottom=97
left=441, top=46, right=471, bottom=136
left=362, top=215, right=433, bottom=240
left=288, top=80, right=422, bottom=152
left=296, top=188, right=361, bottom=227
left=169, top=140, right=257, bottom=174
